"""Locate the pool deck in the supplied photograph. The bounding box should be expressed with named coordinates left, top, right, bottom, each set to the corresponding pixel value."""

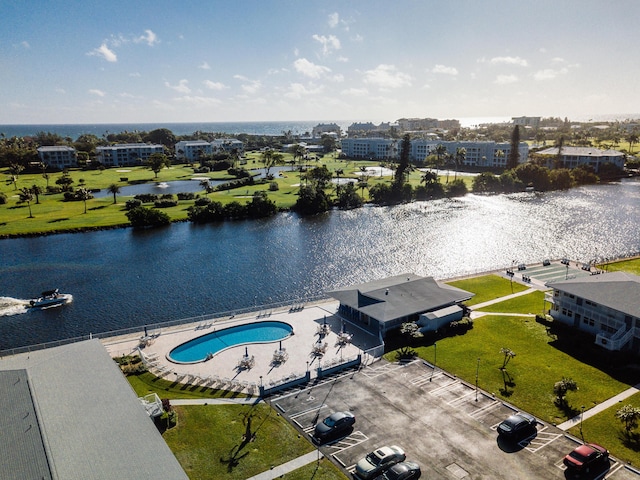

left=102, top=300, right=380, bottom=393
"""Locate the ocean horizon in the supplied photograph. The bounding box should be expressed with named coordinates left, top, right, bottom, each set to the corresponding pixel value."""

left=1, top=114, right=638, bottom=140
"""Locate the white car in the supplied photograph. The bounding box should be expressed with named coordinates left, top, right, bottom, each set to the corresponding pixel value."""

left=355, top=445, right=406, bottom=479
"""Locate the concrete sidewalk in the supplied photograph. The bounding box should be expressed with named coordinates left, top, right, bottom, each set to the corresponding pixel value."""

left=246, top=451, right=323, bottom=480
left=557, top=383, right=640, bottom=431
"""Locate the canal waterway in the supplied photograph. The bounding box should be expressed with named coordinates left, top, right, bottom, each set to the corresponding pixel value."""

left=0, top=179, right=638, bottom=350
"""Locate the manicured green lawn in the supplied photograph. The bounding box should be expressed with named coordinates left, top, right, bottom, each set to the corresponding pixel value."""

left=567, top=392, right=640, bottom=467
left=476, top=290, right=547, bottom=314
left=127, top=371, right=248, bottom=400
left=164, top=404, right=315, bottom=480
left=599, top=258, right=640, bottom=275
left=280, top=458, right=347, bottom=479
left=447, top=274, right=530, bottom=305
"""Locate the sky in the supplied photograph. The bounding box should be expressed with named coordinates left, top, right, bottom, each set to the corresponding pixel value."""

left=1, top=0, right=639, bottom=125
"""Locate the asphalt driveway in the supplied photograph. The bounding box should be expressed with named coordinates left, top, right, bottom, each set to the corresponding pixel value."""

left=269, top=359, right=640, bottom=480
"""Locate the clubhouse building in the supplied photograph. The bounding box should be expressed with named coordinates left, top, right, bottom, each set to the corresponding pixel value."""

left=327, top=273, right=474, bottom=337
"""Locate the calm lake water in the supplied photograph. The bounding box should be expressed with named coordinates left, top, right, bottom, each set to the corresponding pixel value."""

left=1, top=179, right=639, bottom=350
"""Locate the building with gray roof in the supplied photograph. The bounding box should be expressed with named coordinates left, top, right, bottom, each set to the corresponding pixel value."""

left=546, top=272, right=640, bottom=352
left=535, top=146, right=625, bottom=172
left=326, top=273, right=474, bottom=336
left=0, top=339, right=188, bottom=480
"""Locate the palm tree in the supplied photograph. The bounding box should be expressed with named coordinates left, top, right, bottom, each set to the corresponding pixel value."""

left=454, top=147, right=466, bottom=180
left=335, top=168, right=344, bottom=185
left=495, top=149, right=505, bottom=168
left=9, top=163, right=24, bottom=190
left=19, top=187, right=34, bottom=218
left=434, top=144, right=447, bottom=172
left=76, top=188, right=91, bottom=214
left=108, top=184, right=120, bottom=204
left=199, top=179, right=213, bottom=193
left=30, top=184, right=43, bottom=204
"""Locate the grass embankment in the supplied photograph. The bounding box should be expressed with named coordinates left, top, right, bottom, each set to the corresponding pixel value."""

left=385, top=268, right=640, bottom=466
left=1, top=155, right=471, bottom=237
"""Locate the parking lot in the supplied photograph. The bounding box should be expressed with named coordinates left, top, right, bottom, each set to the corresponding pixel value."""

left=270, top=359, right=640, bottom=479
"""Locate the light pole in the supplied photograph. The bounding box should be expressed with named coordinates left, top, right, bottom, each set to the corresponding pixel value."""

left=475, top=357, right=480, bottom=402
left=430, top=342, right=437, bottom=381
left=580, top=405, right=585, bottom=442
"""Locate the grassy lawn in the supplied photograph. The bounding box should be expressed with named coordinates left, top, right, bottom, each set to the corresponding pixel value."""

left=1, top=159, right=467, bottom=237
left=567, top=392, right=640, bottom=467
left=163, top=403, right=316, bottom=480
left=280, top=458, right=347, bottom=480
left=127, top=371, right=248, bottom=400
left=447, top=274, right=530, bottom=306
left=599, top=258, right=640, bottom=275
left=476, top=290, right=547, bottom=315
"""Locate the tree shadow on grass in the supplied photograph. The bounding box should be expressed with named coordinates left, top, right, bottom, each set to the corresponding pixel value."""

left=48, top=218, right=69, bottom=223
left=220, top=406, right=272, bottom=472
left=499, top=368, right=516, bottom=397
left=619, top=430, right=640, bottom=451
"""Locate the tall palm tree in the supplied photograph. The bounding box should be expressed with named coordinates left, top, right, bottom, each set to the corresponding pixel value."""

left=76, top=188, right=91, bottom=214
left=454, top=147, right=466, bottom=180
left=434, top=144, right=447, bottom=172
left=30, top=184, right=43, bottom=204
left=19, top=187, right=34, bottom=218
left=108, top=184, right=120, bottom=204
left=335, top=168, right=344, bottom=185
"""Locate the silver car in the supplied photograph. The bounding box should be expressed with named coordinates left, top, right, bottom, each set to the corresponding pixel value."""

left=355, top=445, right=406, bottom=479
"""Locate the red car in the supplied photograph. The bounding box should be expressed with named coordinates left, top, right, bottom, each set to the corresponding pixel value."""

left=563, top=443, right=609, bottom=472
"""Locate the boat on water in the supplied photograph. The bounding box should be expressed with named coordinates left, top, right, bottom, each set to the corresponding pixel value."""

left=29, top=289, right=72, bottom=309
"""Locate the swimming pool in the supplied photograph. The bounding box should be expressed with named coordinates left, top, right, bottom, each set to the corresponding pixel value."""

left=168, top=321, right=293, bottom=363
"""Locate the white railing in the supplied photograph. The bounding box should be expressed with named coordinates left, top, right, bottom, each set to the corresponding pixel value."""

left=596, top=326, right=635, bottom=351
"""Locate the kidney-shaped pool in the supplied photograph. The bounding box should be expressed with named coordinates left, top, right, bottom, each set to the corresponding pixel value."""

left=168, top=321, right=293, bottom=363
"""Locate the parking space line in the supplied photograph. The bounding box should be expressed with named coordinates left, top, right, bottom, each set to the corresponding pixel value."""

left=361, top=362, right=407, bottom=379
left=468, top=399, right=501, bottom=419
left=288, top=404, right=327, bottom=420
left=429, top=379, right=462, bottom=396
left=448, top=389, right=479, bottom=406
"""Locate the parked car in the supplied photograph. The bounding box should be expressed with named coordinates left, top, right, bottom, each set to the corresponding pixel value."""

left=497, top=412, right=537, bottom=440
left=355, top=445, right=406, bottom=479
left=563, top=443, right=609, bottom=472
left=374, top=461, right=421, bottom=480
left=313, top=411, right=355, bottom=442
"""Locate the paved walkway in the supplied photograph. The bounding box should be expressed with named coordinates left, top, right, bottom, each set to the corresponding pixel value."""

left=557, top=383, right=640, bottom=431
left=246, top=451, right=323, bottom=480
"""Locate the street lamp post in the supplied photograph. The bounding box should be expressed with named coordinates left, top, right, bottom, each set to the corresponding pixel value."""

left=475, top=357, right=480, bottom=402
left=430, top=342, right=437, bottom=381
left=580, top=405, right=585, bottom=442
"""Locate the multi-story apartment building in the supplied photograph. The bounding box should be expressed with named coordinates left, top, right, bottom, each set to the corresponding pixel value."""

left=546, top=272, right=640, bottom=352
left=37, top=146, right=78, bottom=169
left=512, top=116, right=541, bottom=128
left=211, top=139, right=244, bottom=154
left=312, top=123, right=341, bottom=138
left=175, top=140, right=213, bottom=163
left=340, top=138, right=529, bottom=167
left=535, top=146, right=625, bottom=173
left=96, top=143, right=164, bottom=167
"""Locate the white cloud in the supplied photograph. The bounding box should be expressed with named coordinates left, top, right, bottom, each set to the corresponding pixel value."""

left=328, top=12, right=339, bottom=28
left=129, top=72, right=141, bottom=77
left=312, top=34, right=341, bottom=55
left=285, top=83, right=324, bottom=99
left=490, top=56, right=528, bottom=67
left=20, top=41, right=30, bottom=49
left=494, top=74, right=518, bottom=84
left=88, top=43, right=117, bottom=62
left=552, top=57, right=565, bottom=63
left=341, top=87, right=368, bottom=96
left=534, top=68, right=568, bottom=80
left=363, top=64, right=412, bottom=89
left=233, top=75, right=261, bottom=94
left=89, top=89, right=106, bottom=97
left=203, top=80, right=227, bottom=90
left=55, top=88, right=66, bottom=94
left=337, top=56, right=349, bottom=63
left=173, top=96, right=221, bottom=107
left=432, top=64, right=458, bottom=75
left=135, top=29, right=159, bottom=46
left=165, top=79, right=191, bottom=93
left=199, top=61, right=211, bottom=70
left=294, top=58, right=331, bottom=79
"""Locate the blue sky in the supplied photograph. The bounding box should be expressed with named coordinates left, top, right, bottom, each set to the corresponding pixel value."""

left=2, top=0, right=639, bottom=125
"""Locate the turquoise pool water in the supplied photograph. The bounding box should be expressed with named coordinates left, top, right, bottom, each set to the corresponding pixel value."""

left=168, top=321, right=293, bottom=363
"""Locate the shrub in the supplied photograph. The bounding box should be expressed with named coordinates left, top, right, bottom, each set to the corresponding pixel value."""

left=269, top=181, right=279, bottom=191
left=177, top=192, right=197, bottom=200
left=125, top=198, right=142, bottom=210
left=134, top=193, right=160, bottom=203
left=125, top=206, right=170, bottom=227
left=0, top=192, right=7, bottom=204
left=46, top=186, right=62, bottom=194
left=194, top=197, right=212, bottom=206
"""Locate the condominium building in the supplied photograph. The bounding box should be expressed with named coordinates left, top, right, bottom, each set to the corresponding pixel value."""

left=175, top=140, right=213, bottom=162
left=340, top=138, right=529, bottom=167
left=37, top=146, right=78, bottom=169
left=211, top=138, right=244, bottom=154
left=96, top=143, right=164, bottom=167
left=535, top=146, right=625, bottom=172
left=546, top=272, right=640, bottom=352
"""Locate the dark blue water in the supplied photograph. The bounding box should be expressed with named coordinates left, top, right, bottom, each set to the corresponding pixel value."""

left=1, top=179, right=639, bottom=350
left=168, top=321, right=293, bottom=363
left=0, top=121, right=349, bottom=140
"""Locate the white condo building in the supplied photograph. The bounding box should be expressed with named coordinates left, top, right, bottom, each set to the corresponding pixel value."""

left=340, top=138, right=528, bottom=167
left=37, top=146, right=78, bottom=169
left=96, top=143, right=164, bottom=167
left=535, top=146, right=625, bottom=173
left=175, top=140, right=213, bottom=162
left=211, top=139, right=244, bottom=153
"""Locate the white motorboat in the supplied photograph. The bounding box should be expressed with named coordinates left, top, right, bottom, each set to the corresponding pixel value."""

left=29, top=289, right=72, bottom=309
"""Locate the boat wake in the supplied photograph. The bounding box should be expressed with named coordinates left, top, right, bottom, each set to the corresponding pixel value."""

left=0, top=297, right=30, bottom=316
